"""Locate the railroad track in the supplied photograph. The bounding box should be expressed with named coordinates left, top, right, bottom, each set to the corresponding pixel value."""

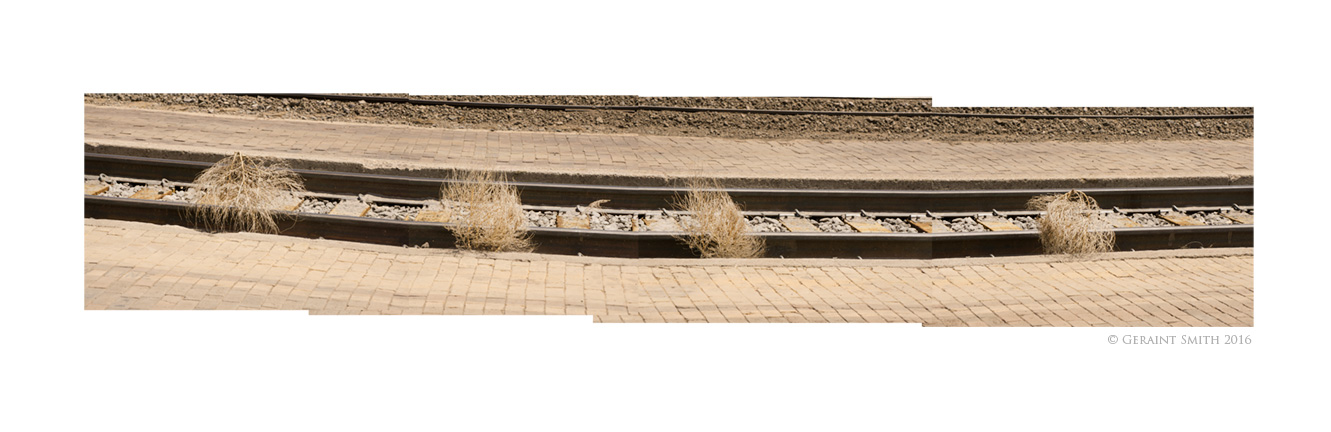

left=227, top=93, right=1254, bottom=120
left=84, top=154, right=1254, bottom=259
left=87, top=153, right=1253, bottom=212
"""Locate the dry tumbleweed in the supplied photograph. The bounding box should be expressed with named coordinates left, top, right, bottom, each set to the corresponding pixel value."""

left=441, top=170, right=534, bottom=252
left=192, top=152, right=305, bottom=234
left=1027, top=190, right=1115, bottom=257
left=673, top=179, right=765, bottom=258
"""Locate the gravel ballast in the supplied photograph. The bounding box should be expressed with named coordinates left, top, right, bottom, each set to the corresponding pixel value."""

left=160, top=187, right=199, bottom=203
left=747, top=216, right=787, bottom=233
left=367, top=204, right=421, bottom=221
left=1130, top=213, right=1171, bottom=227
left=945, top=217, right=987, bottom=233
left=877, top=217, right=921, bottom=233
left=1010, top=216, right=1039, bottom=230
left=297, top=198, right=338, bottom=214
left=590, top=213, right=636, bottom=231
left=525, top=210, right=558, bottom=228
left=89, top=178, right=1250, bottom=233
left=102, top=182, right=145, bottom=198
left=814, top=217, right=855, bottom=233
left=86, top=94, right=1253, bottom=142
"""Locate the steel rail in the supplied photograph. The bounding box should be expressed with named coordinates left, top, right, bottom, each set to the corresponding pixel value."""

left=226, top=93, right=1253, bottom=120
left=84, top=195, right=1252, bottom=259
left=85, top=153, right=1255, bottom=213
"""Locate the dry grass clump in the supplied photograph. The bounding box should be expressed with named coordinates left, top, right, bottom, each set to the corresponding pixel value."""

left=1027, top=190, right=1115, bottom=257
left=673, top=179, right=765, bottom=258
left=441, top=170, right=533, bottom=252
left=192, top=152, right=305, bottom=234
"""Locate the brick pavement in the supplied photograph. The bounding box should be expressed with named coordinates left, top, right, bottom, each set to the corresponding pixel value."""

left=84, top=105, right=1254, bottom=189
left=84, top=219, right=1254, bottom=326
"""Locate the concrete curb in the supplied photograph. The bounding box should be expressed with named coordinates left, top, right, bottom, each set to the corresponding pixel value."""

left=85, top=218, right=1254, bottom=268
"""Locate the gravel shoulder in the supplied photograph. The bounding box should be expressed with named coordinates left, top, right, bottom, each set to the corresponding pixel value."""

left=85, top=94, right=1253, bottom=142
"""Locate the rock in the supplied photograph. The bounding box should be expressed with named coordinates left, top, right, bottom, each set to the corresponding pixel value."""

left=814, top=217, right=854, bottom=233
left=877, top=217, right=920, bottom=233
left=946, top=217, right=988, bottom=233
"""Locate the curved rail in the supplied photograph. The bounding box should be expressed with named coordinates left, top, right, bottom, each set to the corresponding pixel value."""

left=85, top=196, right=1252, bottom=259
left=85, top=153, right=1254, bottom=213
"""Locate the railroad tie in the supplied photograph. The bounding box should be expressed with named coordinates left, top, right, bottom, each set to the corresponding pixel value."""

left=845, top=218, right=892, bottom=233
left=1222, top=212, right=1253, bottom=224
left=908, top=219, right=953, bottom=233
left=643, top=218, right=680, bottom=232
left=128, top=186, right=174, bottom=200
left=415, top=209, right=454, bottom=223
left=85, top=181, right=109, bottom=196
left=329, top=200, right=371, bottom=217
left=275, top=194, right=305, bottom=212
left=556, top=213, right=591, bottom=229
left=780, top=217, right=822, bottom=233
left=977, top=219, right=1021, bottom=231
left=1158, top=212, right=1204, bottom=226
left=1105, top=214, right=1141, bottom=228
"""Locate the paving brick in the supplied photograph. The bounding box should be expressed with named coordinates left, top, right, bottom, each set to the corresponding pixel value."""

left=84, top=219, right=1252, bottom=326
left=84, top=105, right=1253, bottom=189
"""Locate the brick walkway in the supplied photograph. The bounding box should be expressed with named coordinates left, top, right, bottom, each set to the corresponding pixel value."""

left=84, top=105, right=1253, bottom=189
left=84, top=219, right=1254, bottom=326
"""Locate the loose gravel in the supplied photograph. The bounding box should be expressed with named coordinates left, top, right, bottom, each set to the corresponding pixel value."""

left=92, top=180, right=1250, bottom=232
left=86, top=94, right=1253, bottom=142
left=367, top=204, right=421, bottom=221
left=297, top=198, right=338, bottom=214
left=747, top=216, right=787, bottom=233
left=945, top=217, right=988, bottom=233
left=1161, top=211, right=1206, bottom=225
left=525, top=210, right=558, bottom=228
left=590, top=213, right=636, bottom=231
left=1196, top=211, right=1235, bottom=225
left=877, top=217, right=920, bottom=233
left=102, top=182, right=145, bottom=198
left=644, top=214, right=681, bottom=231
left=1130, top=213, right=1171, bottom=227
left=160, top=187, right=199, bottom=203
left=814, top=217, right=855, bottom=233
left=1010, top=216, right=1039, bottom=230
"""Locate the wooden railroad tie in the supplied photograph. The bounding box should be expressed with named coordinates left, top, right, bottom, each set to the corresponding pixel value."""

left=845, top=218, right=893, bottom=233
left=128, top=186, right=174, bottom=200
left=556, top=213, right=592, bottom=229
left=977, top=219, right=1021, bottom=231
left=908, top=219, right=953, bottom=233
left=1158, top=212, right=1204, bottom=226
left=329, top=200, right=371, bottom=217
left=780, top=217, right=822, bottom=233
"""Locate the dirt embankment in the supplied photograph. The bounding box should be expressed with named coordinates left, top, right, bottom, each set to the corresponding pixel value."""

left=85, top=93, right=1253, bottom=142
